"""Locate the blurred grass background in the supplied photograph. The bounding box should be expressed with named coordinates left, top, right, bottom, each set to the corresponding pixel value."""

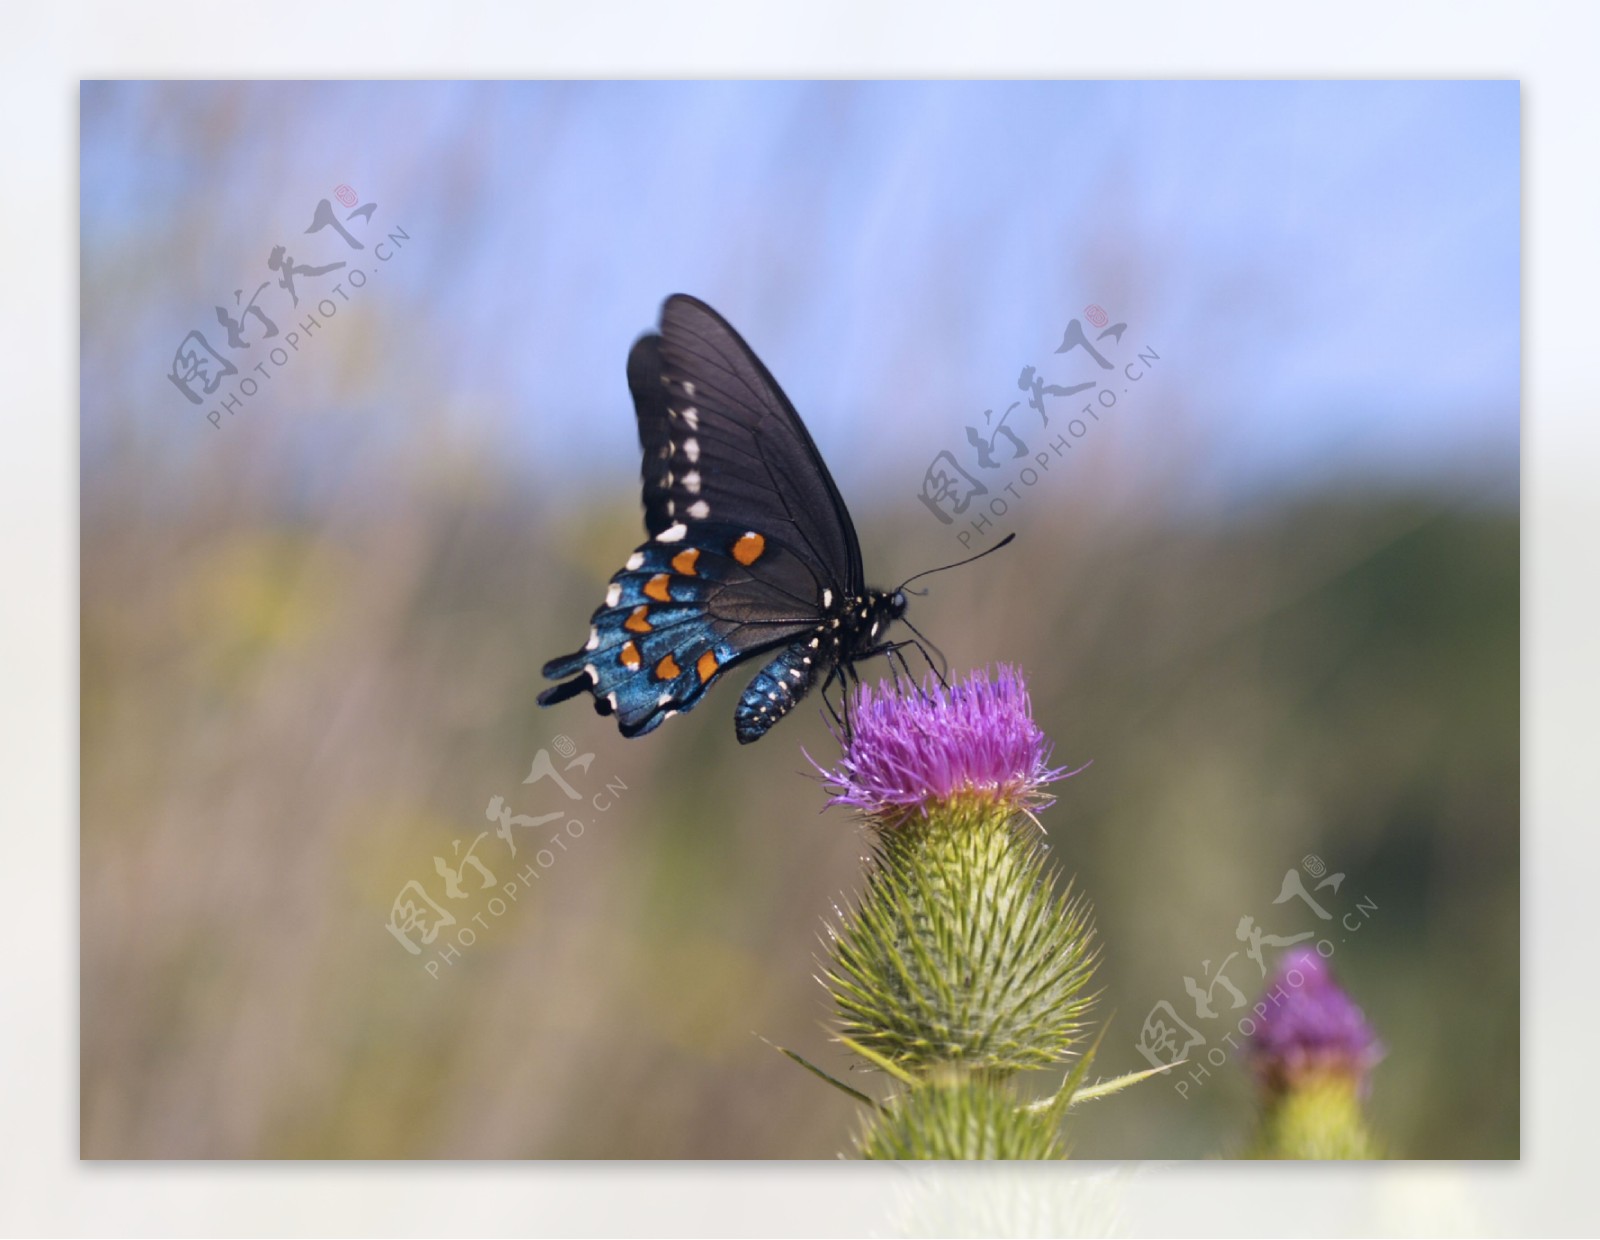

left=80, top=80, right=1518, bottom=1159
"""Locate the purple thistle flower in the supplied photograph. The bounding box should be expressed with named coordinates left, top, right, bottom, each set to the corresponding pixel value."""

left=809, top=664, right=1074, bottom=820
left=1247, top=947, right=1383, bottom=1093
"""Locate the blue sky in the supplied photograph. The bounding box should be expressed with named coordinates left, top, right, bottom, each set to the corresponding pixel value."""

left=81, top=80, right=1519, bottom=510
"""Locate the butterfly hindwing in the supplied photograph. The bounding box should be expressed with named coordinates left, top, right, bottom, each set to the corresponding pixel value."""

left=540, top=522, right=826, bottom=738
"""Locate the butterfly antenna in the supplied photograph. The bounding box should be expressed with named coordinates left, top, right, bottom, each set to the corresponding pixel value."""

left=896, top=532, right=1017, bottom=592
left=890, top=535, right=1013, bottom=693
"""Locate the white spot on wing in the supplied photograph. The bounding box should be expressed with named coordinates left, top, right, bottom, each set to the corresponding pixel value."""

left=683, top=438, right=700, bottom=463
left=658, top=523, right=689, bottom=543
left=657, top=692, right=673, bottom=706
left=606, top=583, right=621, bottom=607
left=586, top=627, right=599, bottom=651
left=683, top=470, right=701, bottom=494
left=687, top=500, right=710, bottom=519
left=626, top=552, right=644, bottom=571
left=822, top=589, right=833, bottom=608
left=683, top=381, right=696, bottom=397
left=584, top=663, right=598, bottom=683
left=683, top=407, right=699, bottom=430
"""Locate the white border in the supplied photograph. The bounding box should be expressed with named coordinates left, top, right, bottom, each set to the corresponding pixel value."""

left=7, top=1, right=1596, bottom=1234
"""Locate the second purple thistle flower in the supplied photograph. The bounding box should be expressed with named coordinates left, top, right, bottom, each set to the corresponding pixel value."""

left=1248, top=947, right=1385, bottom=1093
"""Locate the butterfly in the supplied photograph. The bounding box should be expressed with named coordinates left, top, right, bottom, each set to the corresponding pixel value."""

left=539, top=294, right=927, bottom=744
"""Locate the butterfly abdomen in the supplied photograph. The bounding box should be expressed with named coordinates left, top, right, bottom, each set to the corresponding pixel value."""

left=735, top=641, right=822, bottom=744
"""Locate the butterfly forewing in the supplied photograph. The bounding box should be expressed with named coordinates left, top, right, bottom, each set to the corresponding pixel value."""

left=630, top=296, right=864, bottom=596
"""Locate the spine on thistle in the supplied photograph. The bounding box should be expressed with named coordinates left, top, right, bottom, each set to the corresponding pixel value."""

left=803, top=665, right=1162, bottom=1159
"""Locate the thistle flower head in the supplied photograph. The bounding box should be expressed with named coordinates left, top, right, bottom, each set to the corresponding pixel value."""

left=1248, top=947, right=1383, bottom=1095
left=811, top=664, right=1071, bottom=821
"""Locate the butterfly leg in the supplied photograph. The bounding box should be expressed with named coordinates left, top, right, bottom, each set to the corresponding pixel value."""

left=914, top=642, right=948, bottom=692
left=888, top=641, right=937, bottom=697
left=839, top=661, right=868, bottom=738
left=857, top=638, right=930, bottom=694
left=818, top=665, right=845, bottom=731
left=897, top=617, right=950, bottom=690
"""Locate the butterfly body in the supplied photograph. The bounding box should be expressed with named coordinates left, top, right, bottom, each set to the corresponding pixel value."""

left=539, top=295, right=908, bottom=743
left=731, top=584, right=908, bottom=743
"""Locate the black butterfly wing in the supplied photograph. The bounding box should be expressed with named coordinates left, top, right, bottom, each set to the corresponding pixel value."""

left=630, top=295, right=865, bottom=597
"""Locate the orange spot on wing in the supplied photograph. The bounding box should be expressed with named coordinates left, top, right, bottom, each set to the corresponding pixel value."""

left=733, top=532, right=766, bottom=565
left=644, top=573, right=672, bottom=602
left=671, top=547, right=700, bottom=576
left=619, top=640, right=641, bottom=670
left=655, top=654, right=681, bottom=680
left=696, top=650, right=719, bottom=683
left=625, top=606, right=652, bottom=633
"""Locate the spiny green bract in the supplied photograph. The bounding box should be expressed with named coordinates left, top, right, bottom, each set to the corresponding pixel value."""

left=855, top=1070, right=1066, bottom=1160
left=823, top=799, right=1099, bottom=1073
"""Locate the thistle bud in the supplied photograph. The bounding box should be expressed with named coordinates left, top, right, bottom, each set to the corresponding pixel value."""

left=1245, top=947, right=1384, bottom=1158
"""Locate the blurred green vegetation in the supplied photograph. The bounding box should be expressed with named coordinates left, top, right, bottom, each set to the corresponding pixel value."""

left=81, top=442, right=1517, bottom=1159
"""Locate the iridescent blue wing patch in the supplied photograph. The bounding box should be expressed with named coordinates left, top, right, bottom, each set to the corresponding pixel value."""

left=541, top=521, right=821, bottom=738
